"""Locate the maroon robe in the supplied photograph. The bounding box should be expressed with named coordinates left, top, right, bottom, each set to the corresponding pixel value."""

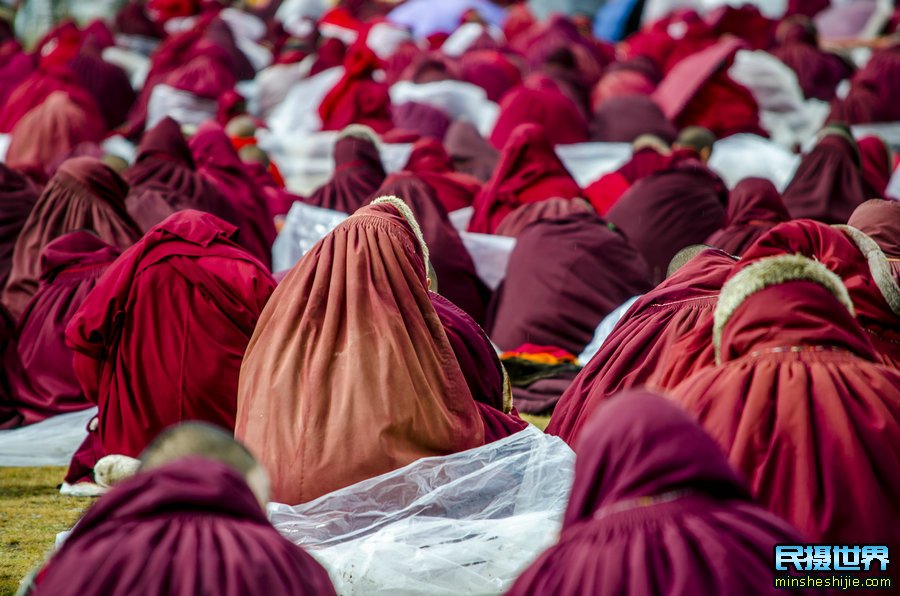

left=705, top=178, right=791, bottom=256
left=857, top=136, right=892, bottom=199
left=430, top=292, right=528, bottom=442
left=2, top=158, right=141, bottom=319
left=547, top=249, right=737, bottom=446
left=589, top=94, right=677, bottom=144
left=0, top=164, right=40, bottom=289
left=189, top=122, right=276, bottom=268
left=494, top=198, right=593, bottom=238
left=34, top=459, right=337, bottom=596
left=771, top=17, right=853, bottom=102
left=672, top=268, right=900, bottom=545
left=372, top=173, right=488, bottom=323
left=403, top=138, right=481, bottom=213
left=606, top=159, right=727, bottom=284
left=781, top=132, right=867, bottom=224
left=65, top=211, right=275, bottom=473
left=468, top=124, right=581, bottom=234
left=489, top=83, right=589, bottom=149
left=124, top=117, right=240, bottom=231
left=305, top=133, right=386, bottom=213
left=488, top=211, right=652, bottom=356
left=444, top=120, right=498, bottom=183
left=9, top=232, right=119, bottom=425
left=510, top=391, right=808, bottom=596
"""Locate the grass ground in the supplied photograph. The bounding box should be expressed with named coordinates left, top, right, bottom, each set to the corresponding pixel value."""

left=0, top=467, right=90, bottom=595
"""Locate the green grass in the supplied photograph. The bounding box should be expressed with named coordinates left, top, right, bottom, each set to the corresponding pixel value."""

left=0, top=467, right=91, bottom=595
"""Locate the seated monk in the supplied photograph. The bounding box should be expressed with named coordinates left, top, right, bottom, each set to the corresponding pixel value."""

left=510, top=391, right=809, bottom=596
left=705, top=178, right=790, bottom=256
left=236, top=198, right=523, bottom=504
left=671, top=254, right=900, bottom=545
left=606, top=130, right=726, bottom=284
left=62, top=210, right=275, bottom=488
left=27, top=422, right=336, bottom=595
left=547, top=246, right=737, bottom=446
left=305, top=124, right=386, bottom=213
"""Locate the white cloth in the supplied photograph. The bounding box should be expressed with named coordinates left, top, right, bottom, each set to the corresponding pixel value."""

left=390, top=80, right=500, bottom=137
left=0, top=408, right=95, bottom=467
left=555, top=142, right=632, bottom=188
left=459, top=232, right=516, bottom=291
left=709, top=134, right=800, bottom=191
left=269, top=427, right=574, bottom=595
left=272, top=203, right=349, bottom=273
left=146, top=84, right=217, bottom=130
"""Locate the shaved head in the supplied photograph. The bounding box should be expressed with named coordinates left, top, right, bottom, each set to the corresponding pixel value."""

left=141, top=422, right=269, bottom=506
left=225, top=115, right=257, bottom=139
left=239, top=145, right=270, bottom=167
left=675, top=127, right=716, bottom=162
left=667, top=244, right=711, bottom=278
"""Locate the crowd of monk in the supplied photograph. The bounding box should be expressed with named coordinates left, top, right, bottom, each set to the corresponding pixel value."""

left=0, top=0, right=899, bottom=594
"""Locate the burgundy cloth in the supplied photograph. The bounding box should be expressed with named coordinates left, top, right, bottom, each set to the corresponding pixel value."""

left=511, top=373, right=579, bottom=415
left=513, top=15, right=607, bottom=89
left=706, top=5, right=774, bottom=51
left=8, top=233, right=119, bottom=425
left=373, top=173, right=488, bottom=323
left=399, top=53, right=460, bottom=84
left=35, top=459, right=336, bottom=596
left=403, top=138, right=481, bottom=213
left=243, top=161, right=301, bottom=220
left=494, top=198, right=592, bottom=238
left=705, top=178, right=790, bottom=256
left=124, top=117, right=240, bottom=231
left=738, top=219, right=900, bottom=367
left=164, top=51, right=237, bottom=103
left=583, top=147, right=672, bottom=216
left=469, top=124, right=581, bottom=234
left=489, top=83, right=589, bottom=149
left=306, top=134, right=386, bottom=213
left=5, top=91, right=106, bottom=174
left=0, top=65, right=100, bottom=134
left=623, top=10, right=718, bottom=73
left=590, top=57, right=659, bottom=110
left=829, top=46, right=900, bottom=124
left=589, top=94, right=677, bottom=144
left=430, top=292, right=528, bottom=441
left=781, top=132, right=867, bottom=224
left=383, top=41, right=423, bottom=85
left=65, top=211, right=275, bottom=464
left=0, top=42, right=36, bottom=110
left=115, top=1, right=166, bottom=38
left=606, top=161, right=727, bottom=284
left=67, top=51, right=137, bottom=130
left=459, top=49, right=522, bottom=103
left=444, top=120, right=498, bottom=183
left=857, top=136, right=892, bottom=199
left=771, top=18, right=853, bottom=102
left=391, top=102, right=451, bottom=141
left=848, top=199, right=900, bottom=258
left=0, top=165, right=40, bottom=290
left=786, top=0, right=830, bottom=18
left=652, top=38, right=764, bottom=138
left=488, top=211, right=652, bottom=355
left=309, top=37, right=347, bottom=76
left=0, top=304, right=20, bottom=428
left=511, top=391, right=808, bottom=596
left=671, top=280, right=900, bottom=545
left=2, top=158, right=141, bottom=319
left=189, top=122, right=277, bottom=267
left=547, top=249, right=736, bottom=445
left=318, top=40, right=392, bottom=133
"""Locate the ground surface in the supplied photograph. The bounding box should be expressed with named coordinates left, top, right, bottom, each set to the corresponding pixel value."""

left=0, top=467, right=90, bottom=595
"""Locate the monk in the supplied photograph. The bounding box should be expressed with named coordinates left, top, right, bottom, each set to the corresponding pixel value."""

left=64, top=211, right=275, bottom=483
left=3, top=157, right=142, bottom=319
left=848, top=199, right=900, bottom=280
left=29, top=423, right=336, bottom=595
left=671, top=254, right=900, bottom=545
left=547, top=247, right=737, bottom=445
left=305, top=124, right=386, bottom=213
left=705, top=178, right=791, bottom=256
left=510, top=391, right=809, bottom=596
left=582, top=134, right=672, bottom=215
left=236, top=199, right=492, bottom=504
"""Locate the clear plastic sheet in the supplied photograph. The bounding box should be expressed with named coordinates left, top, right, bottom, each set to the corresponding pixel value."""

left=272, top=202, right=349, bottom=273
left=579, top=295, right=642, bottom=364
left=146, top=84, right=217, bottom=130
left=0, top=408, right=95, bottom=467
left=459, top=232, right=516, bottom=291
left=268, top=426, right=574, bottom=595
left=389, top=81, right=499, bottom=136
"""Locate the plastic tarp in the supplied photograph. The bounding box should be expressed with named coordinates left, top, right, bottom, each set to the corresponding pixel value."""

left=389, top=81, right=499, bottom=137
left=578, top=295, right=642, bottom=364
left=146, top=84, right=218, bottom=130
left=555, top=142, right=631, bottom=188
left=709, top=134, right=800, bottom=191
left=269, top=426, right=574, bottom=595
left=448, top=207, right=474, bottom=234
left=266, top=66, right=344, bottom=137
left=728, top=50, right=830, bottom=149
left=0, top=408, right=95, bottom=467
left=459, top=232, right=516, bottom=291
left=273, top=202, right=349, bottom=273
